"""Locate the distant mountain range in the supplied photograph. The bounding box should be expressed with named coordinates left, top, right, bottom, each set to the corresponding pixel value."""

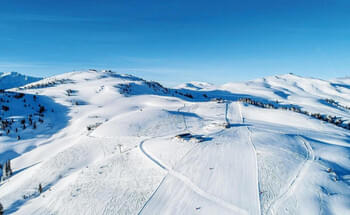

left=0, top=72, right=42, bottom=90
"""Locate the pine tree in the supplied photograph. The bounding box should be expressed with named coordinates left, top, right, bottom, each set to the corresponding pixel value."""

left=1, top=160, right=12, bottom=181
left=8, top=160, right=12, bottom=176
left=38, top=183, right=43, bottom=194
left=39, top=106, right=45, bottom=113
left=1, top=165, right=6, bottom=181
left=0, top=202, right=4, bottom=215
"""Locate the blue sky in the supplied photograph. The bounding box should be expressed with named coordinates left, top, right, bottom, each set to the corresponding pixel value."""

left=1, top=0, right=349, bottom=85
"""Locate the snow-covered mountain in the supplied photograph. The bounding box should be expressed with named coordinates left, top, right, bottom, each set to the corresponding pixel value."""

left=0, top=70, right=349, bottom=215
left=0, top=72, right=42, bottom=90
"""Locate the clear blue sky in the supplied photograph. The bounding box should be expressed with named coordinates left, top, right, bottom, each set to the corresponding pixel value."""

left=1, top=0, right=349, bottom=85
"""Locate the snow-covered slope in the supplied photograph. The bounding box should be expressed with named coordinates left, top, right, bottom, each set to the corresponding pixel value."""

left=0, top=72, right=42, bottom=90
left=0, top=70, right=349, bottom=215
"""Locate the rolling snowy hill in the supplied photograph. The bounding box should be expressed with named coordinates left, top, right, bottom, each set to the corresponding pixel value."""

left=0, top=70, right=349, bottom=215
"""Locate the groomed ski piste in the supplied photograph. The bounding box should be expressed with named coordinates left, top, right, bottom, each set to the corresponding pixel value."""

left=0, top=70, right=349, bottom=214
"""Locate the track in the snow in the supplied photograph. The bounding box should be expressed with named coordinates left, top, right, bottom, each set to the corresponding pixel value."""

left=266, top=136, right=315, bottom=215
left=138, top=135, right=249, bottom=215
left=237, top=102, right=262, bottom=215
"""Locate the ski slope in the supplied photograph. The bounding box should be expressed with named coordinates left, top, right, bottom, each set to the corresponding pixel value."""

left=140, top=102, right=260, bottom=215
left=0, top=70, right=349, bottom=214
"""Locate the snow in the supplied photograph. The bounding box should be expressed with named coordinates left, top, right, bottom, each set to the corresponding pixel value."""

left=0, top=70, right=349, bottom=214
left=0, top=72, right=41, bottom=90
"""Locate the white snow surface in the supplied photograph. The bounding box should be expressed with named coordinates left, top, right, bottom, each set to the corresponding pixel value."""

left=0, top=70, right=349, bottom=215
left=0, top=72, right=42, bottom=90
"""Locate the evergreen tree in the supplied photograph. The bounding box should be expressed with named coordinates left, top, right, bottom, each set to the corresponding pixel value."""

left=38, top=183, right=43, bottom=194
left=1, top=160, right=12, bottom=181
left=1, top=165, right=6, bottom=181
left=8, top=160, right=12, bottom=176
left=0, top=202, right=4, bottom=215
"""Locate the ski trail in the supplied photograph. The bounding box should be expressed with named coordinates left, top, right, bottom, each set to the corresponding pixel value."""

left=266, top=136, right=315, bottom=215
left=139, top=102, right=261, bottom=215
left=237, top=102, right=262, bottom=215
left=139, top=139, right=167, bottom=170
left=137, top=176, right=167, bottom=215
left=139, top=137, right=249, bottom=215
left=168, top=169, right=249, bottom=215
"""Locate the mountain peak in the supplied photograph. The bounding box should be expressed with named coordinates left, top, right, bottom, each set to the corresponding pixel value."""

left=0, top=72, right=42, bottom=90
left=176, top=81, right=214, bottom=90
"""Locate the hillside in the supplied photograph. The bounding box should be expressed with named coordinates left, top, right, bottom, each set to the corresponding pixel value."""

left=0, top=72, right=42, bottom=90
left=0, top=70, right=349, bottom=215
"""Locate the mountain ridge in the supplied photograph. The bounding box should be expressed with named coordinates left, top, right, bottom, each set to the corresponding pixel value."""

left=0, top=72, right=42, bottom=90
left=0, top=70, right=349, bottom=215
